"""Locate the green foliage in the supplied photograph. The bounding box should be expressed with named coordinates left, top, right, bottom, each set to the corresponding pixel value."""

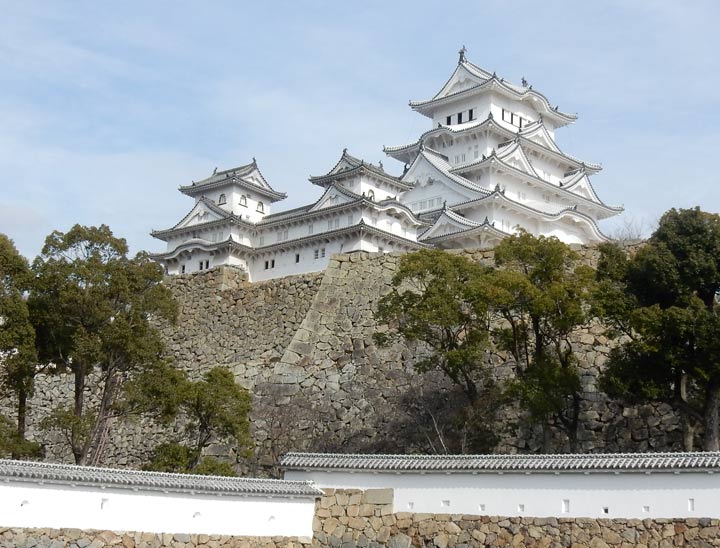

left=143, top=443, right=237, bottom=476
left=0, top=414, right=42, bottom=459
left=597, top=207, right=720, bottom=451
left=137, top=366, right=252, bottom=473
left=183, top=367, right=253, bottom=459
left=0, top=234, right=39, bottom=453
left=375, top=236, right=595, bottom=452
left=492, top=231, right=593, bottom=450
left=29, top=224, right=178, bottom=464
left=375, top=249, right=492, bottom=403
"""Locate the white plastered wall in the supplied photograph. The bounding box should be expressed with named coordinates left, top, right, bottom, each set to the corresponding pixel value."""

left=0, top=482, right=316, bottom=537
left=284, top=470, right=720, bottom=519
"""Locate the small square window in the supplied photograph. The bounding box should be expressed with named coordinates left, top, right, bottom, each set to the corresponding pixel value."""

left=602, top=507, right=609, bottom=515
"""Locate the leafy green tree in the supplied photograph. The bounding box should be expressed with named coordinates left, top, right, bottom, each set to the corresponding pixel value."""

left=141, top=366, right=252, bottom=475
left=374, top=249, right=504, bottom=453
left=0, top=234, right=41, bottom=457
left=491, top=232, right=594, bottom=452
left=29, top=225, right=177, bottom=464
left=375, top=249, right=493, bottom=404
left=597, top=207, right=720, bottom=451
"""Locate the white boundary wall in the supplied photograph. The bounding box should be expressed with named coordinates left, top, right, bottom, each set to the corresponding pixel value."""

left=0, top=481, right=316, bottom=537
left=284, top=469, right=720, bottom=519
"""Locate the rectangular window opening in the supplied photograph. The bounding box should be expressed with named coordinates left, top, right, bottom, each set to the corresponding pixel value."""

left=321, top=248, right=326, bottom=258
left=688, top=498, right=695, bottom=512
left=457, top=112, right=463, bottom=124
left=295, top=253, right=300, bottom=263
left=518, top=504, right=525, bottom=513
left=479, top=504, right=486, bottom=512
left=562, top=499, right=570, bottom=513
left=468, top=108, right=474, bottom=121
left=441, top=500, right=450, bottom=508
left=602, top=507, right=609, bottom=515
left=446, top=115, right=451, bottom=125
left=181, top=265, right=186, bottom=274
left=264, top=261, right=269, bottom=270
left=205, top=260, right=209, bottom=269
left=271, top=259, right=275, bottom=268
left=642, top=505, right=650, bottom=513
left=407, top=502, right=414, bottom=510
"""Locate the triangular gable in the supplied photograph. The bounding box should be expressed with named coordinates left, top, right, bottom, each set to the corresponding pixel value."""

left=564, top=172, right=601, bottom=203
left=173, top=199, right=228, bottom=230
left=432, top=63, right=487, bottom=100
left=495, top=142, right=539, bottom=178
left=308, top=184, right=360, bottom=212
left=238, top=165, right=273, bottom=192
left=402, top=151, right=483, bottom=205
left=419, top=209, right=479, bottom=240
left=520, top=123, right=561, bottom=153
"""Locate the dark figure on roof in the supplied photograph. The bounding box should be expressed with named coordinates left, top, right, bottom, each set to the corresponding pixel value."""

left=458, top=45, right=467, bottom=63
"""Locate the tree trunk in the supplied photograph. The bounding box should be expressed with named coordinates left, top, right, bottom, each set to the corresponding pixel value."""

left=541, top=423, right=552, bottom=453
left=568, top=393, right=581, bottom=453
left=84, top=370, right=120, bottom=465
left=682, top=418, right=695, bottom=452
left=73, top=363, right=86, bottom=465
left=12, top=389, right=28, bottom=459
left=703, top=381, right=720, bottom=451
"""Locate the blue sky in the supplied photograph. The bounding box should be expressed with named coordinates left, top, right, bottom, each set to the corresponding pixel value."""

left=1, top=1, right=719, bottom=259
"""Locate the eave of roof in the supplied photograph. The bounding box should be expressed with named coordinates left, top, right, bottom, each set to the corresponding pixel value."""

left=0, top=458, right=322, bottom=498
left=409, top=69, right=576, bottom=124
left=385, top=115, right=600, bottom=174
left=280, top=451, right=720, bottom=474
left=450, top=151, right=621, bottom=217
left=179, top=161, right=287, bottom=202
left=309, top=160, right=411, bottom=191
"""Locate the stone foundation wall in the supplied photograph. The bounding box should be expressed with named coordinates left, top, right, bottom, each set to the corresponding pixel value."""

left=3, top=489, right=719, bottom=547
left=1, top=246, right=687, bottom=470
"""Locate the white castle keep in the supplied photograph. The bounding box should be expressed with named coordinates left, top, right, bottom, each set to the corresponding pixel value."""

left=151, top=49, right=621, bottom=281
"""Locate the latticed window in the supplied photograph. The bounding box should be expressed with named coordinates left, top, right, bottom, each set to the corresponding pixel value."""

left=257, top=201, right=264, bottom=213
left=218, top=193, right=227, bottom=205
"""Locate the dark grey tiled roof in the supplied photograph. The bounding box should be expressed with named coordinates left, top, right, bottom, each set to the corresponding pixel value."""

left=0, top=459, right=322, bottom=497
left=281, top=452, right=720, bottom=473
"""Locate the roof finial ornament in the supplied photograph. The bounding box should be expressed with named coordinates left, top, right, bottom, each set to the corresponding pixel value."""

left=521, top=76, right=529, bottom=88
left=483, top=216, right=489, bottom=224
left=403, top=163, right=409, bottom=175
left=213, top=167, right=218, bottom=175
left=494, top=183, right=501, bottom=192
left=443, top=200, right=448, bottom=210
left=378, top=161, right=383, bottom=170
left=343, top=147, right=348, bottom=154
left=252, top=156, right=257, bottom=164
left=458, top=45, right=467, bottom=63
left=488, top=111, right=494, bottom=120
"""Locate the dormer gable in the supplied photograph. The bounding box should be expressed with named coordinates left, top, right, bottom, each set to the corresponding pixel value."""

left=309, top=184, right=361, bottom=212
left=519, top=122, right=561, bottom=153
left=174, top=199, right=229, bottom=230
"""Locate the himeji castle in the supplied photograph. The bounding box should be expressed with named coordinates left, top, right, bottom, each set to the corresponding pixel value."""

left=151, top=49, right=621, bottom=281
